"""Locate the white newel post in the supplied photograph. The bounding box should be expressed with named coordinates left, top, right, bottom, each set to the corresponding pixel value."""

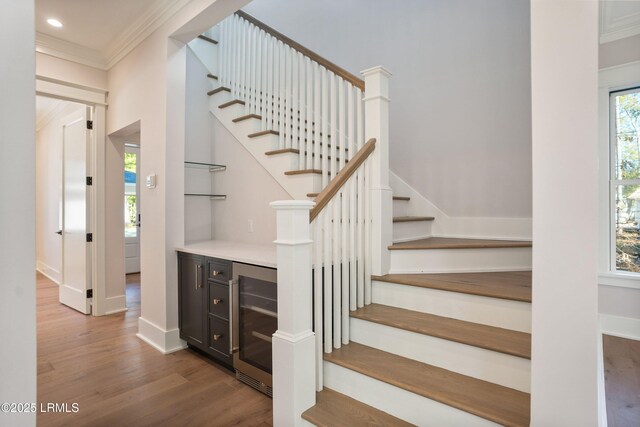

left=362, top=66, right=393, bottom=276
left=270, top=200, right=316, bottom=427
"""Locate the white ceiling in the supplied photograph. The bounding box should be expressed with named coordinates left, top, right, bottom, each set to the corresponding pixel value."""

left=35, top=0, right=191, bottom=70
left=600, top=0, right=640, bottom=43
left=35, top=0, right=161, bottom=51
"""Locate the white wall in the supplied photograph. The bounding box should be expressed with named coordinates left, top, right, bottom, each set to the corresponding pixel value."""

left=35, top=101, right=85, bottom=283
left=185, top=47, right=213, bottom=243
left=530, top=0, right=599, bottom=425
left=36, top=52, right=107, bottom=89
left=106, top=0, right=250, bottom=353
left=210, top=115, right=291, bottom=244
left=242, top=0, right=532, bottom=219
left=0, top=0, right=36, bottom=425
left=600, top=33, right=640, bottom=69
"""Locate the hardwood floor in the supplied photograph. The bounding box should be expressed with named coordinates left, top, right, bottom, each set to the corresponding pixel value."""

left=604, top=334, right=640, bottom=427
left=36, top=273, right=272, bottom=426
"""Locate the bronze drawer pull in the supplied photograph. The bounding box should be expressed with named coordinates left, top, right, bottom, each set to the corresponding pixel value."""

left=212, top=298, right=223, bottom=305
left=212, top=334, right=223, bottom=341
left=212, top=270, right=222, bottom=276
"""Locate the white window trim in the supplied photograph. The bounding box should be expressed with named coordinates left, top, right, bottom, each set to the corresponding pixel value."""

left=598, top=60, right=640, bottom=289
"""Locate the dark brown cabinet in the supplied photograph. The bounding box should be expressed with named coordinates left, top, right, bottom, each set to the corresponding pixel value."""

left=178, top=252, right=232, bottom=365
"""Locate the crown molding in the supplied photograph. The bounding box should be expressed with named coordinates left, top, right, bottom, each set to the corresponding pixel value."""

left=103, top=0, right=192, bottom=69
left=36, top=32, right=109, bottom=70
left=600, top=1, right=640, bottom=44
left=35, top=0, right=192, bottom=71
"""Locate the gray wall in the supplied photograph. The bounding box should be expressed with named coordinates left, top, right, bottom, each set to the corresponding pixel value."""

left=243, top=0, right=532, bottom=218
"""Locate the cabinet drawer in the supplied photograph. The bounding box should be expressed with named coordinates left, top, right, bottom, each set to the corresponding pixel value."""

left=208, top=316, right=231, bottom=359
left=208, top=259, right=231, bottom=283
left=208, top=281, right=229, bottom=320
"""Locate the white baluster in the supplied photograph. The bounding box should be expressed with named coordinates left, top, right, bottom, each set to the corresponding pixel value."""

left=332, top=193, right=341, bottom=348
left=341, top=184, right=349, bottom=344
left=313, top=62, right=321, bottom=171
left=292, top=51, right=299, bottom=151
left=338, top=77, right=345, bottom=171
left=313, top=216, right=323, bottom=391
left=284, top=47, right=292, bottom=148
left=298, top=53, right=306, bottom=169
left=266, top=35, right=274, bottom=130
left=348, top=86, right=357, bottom=310
left=321, top=68, right=329, bottom=187
left=323, top=201, right=332, bottom=353
left=364, top=160, right=372, bottom=305
left=306, top=58, right=313, bottom=170
left=357, top=164, right=364, bottom=308
left=249, top=24, right=256, bottom=114
left=329, top=73, right=337, bottom=179
left=277, top=42, right=285, bottom=149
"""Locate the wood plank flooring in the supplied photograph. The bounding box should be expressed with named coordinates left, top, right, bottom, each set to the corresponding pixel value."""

left=373, top=271, right=532, bottom=302
left=350, top=303, right=531, bottom=358
left=388, top=237, right=532, bottom=250
left=604, top=334, right=640, bottom=427
left=36, top=273, right=272, bottom=426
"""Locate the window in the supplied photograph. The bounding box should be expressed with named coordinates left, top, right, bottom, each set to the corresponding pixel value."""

left=124, top=152, right=137, bottom=238
left=611, top=87, right=640, bottom=273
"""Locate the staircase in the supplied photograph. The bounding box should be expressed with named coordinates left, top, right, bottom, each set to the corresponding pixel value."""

left=189, top=11, right=532, bottom=427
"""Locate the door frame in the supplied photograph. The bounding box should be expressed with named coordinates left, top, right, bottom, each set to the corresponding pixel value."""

left=36, top=75, right=108, bottom=316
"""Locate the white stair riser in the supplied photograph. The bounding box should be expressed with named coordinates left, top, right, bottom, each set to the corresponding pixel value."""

left=350, top=318, right=531, bottom=392
left=234, top=117, right=262, bottom=135
left=265, top=152, right=299, bottom=174
left=389, top=247, right=532, bottom=273
left=392, top=220, right=432, bottom=242
left=216, top=103, right=246, bottom=122
left=323, top=361, right=500, bottom=426
left=392, top=199, right=409, bottom=217
left=372, top=280, right=531, bottom=332
left=285, top=172, right=322, bottom=194
left=208, top=90, right=232, bottom=109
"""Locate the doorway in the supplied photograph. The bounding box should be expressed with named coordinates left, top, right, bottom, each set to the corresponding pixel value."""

left=125, top=141, right=141, bottom=274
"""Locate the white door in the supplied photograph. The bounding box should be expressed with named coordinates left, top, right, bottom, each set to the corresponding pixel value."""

left=124, top=146, right=140, bottom=273
left=60, top=107, right=92, bottom=314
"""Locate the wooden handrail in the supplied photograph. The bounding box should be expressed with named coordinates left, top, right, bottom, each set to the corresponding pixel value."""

left=309, top=138, right=376, bottom=222
left=235, top=11, right=365, bottom=91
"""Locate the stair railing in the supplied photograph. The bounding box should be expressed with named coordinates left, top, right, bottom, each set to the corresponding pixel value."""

left=271, top=66, right=392, bottom=426
left=216, top=12, right=365, bottom=183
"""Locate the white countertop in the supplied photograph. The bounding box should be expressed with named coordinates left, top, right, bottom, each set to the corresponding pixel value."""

left=176, top=240, right=277, bottom=268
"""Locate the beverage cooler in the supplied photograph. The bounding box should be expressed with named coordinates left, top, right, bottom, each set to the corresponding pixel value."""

left=231, top=262, right=277, bottom=396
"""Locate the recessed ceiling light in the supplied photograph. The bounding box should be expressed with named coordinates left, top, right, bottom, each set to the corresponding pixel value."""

left=47, top=18, right=63, bottom=28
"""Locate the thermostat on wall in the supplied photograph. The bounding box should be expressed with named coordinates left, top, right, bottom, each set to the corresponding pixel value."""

left=146, top=174, right=156, bottom=189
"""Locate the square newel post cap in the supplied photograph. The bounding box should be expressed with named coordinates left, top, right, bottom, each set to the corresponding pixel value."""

left=360, top=65, right=392, bottom=79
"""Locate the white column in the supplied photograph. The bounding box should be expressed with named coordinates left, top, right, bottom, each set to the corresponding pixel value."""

left=362, top=66, right=393, bottom=276
left=530, top=1, right=600, bottom=426
left=271, top=200, right=316, bottom=427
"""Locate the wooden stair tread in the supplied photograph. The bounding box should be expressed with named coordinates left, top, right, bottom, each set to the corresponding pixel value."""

left=307, top=192, right=319, bottom=198
left=264, top=148, right=344, bottom=162
left=351, top=303, right=531, bottom=358
left=285, top=169, right=323, bottom=175
left=197, top=34, right=218, bottom=44
left=302, top=388, right=414, bottom=427
left=218, top=99, right=245, bottom=109
left=233, top=113, right=261, bottom=122
left=392, top=216, right=434, bottom=223
left=206, top=73, right=218, bottom=80
left=372, top=271, right=532, bottom=302
left=393, top=196, right=410, bottom=201
left=207, top=86, right=230, bottom=96
left=389, top=237, right=532, bottom=250
left=324, top=343, right=530, bottom=427
left=248, top=129, right=278, bottom=138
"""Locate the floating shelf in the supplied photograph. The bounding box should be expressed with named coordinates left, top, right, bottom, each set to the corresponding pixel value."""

left=184, top=194, right=227, bottom=200
left=184, top=161, right=226, bottom=172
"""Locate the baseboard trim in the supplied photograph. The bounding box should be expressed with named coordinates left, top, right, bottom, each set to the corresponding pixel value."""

left=599, top=313, right=640, bottom=341
left=36, top=261, right=60, bottom=284
left=137, top=317, right=188, bottom=354
left=105, top=295, right=127, bottom=315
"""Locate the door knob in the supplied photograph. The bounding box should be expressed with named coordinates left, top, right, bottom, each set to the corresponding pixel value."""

left=55, top=230, right=62, bottom=235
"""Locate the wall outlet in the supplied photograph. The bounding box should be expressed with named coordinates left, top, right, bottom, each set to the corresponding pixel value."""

left=248, top=219, right=254, bottom=233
